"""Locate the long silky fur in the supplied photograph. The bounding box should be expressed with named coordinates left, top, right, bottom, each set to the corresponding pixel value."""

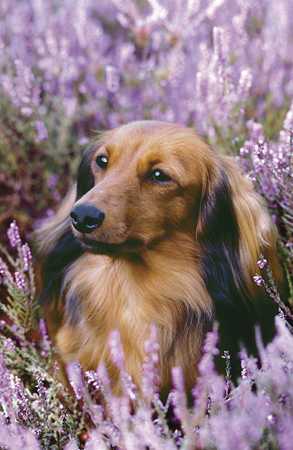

left=35, top=121, right=283, bottom=393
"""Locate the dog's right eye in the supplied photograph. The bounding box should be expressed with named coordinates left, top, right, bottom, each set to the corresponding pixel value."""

left=149, top=169, right=172, bottom=183
left=96, top=155, right=108, bottom=169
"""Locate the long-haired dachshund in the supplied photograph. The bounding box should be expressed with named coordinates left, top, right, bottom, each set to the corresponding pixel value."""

left=35, top=120, right=282, bottom=394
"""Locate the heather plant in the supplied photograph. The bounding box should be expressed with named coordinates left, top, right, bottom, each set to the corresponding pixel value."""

left=0, top=224, right=88, bottom=449
left=1, top=0, right=293, bottom=448
left=1, top=0, right=293, bottom=239
left=0, top=221, right=293, bottom=449
left=240, top=115, right=293, bottom=295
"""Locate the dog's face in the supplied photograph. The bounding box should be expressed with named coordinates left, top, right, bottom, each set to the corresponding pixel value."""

left=71, top=121, right=210, bottom=254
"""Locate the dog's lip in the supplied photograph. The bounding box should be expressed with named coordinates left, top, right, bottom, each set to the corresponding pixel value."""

left=79, top=236, right=146, bottom=255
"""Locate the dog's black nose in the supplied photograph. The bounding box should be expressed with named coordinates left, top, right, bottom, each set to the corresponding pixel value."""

left=70, top=204, right=105, bottom=234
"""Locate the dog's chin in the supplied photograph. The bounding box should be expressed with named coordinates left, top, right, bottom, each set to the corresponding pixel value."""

left=77, top=235, right=147, bottom=256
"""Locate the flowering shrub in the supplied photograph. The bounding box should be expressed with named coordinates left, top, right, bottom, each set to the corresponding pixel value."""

left=0, top=224, right=87, bottom=449
left=1, top=0, right=293, bottom=238
left=1, top=228, right=293, bottom=449
left=1, top=0, right=293, bottom=448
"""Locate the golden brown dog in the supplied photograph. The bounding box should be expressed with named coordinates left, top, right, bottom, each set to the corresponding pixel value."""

left=35, top=120, right=282, bottom=394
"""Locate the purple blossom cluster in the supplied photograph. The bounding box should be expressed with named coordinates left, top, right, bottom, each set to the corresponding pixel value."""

left=62, top=319, right=293, bottom=450
left=0, top=223, right=36, bottom=332
left=1, top=0, right=293, bottom=447
left=239, top=113, right=293, bottom=280
left=240, top=117, right=293, bottom=210
left=0, top=223, right=293, bottom=448
left=1, top=0, right=293, bottom=146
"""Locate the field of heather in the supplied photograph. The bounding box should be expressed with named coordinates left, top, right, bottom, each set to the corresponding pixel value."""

left=0, top=0, right=292, bottom=448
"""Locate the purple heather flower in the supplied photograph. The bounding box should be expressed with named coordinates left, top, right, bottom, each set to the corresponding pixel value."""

left=14, top=271, right=26, bottom=290
left=109, top=329, right=125, bottom=370
left=237, top=68, right=253, bottom=101
left=15, top=59, right=34, bottom=88
left=239, top=348, right=258, bottom=381
left=1, top=74, right=16, bottom=100
left=36, top=372, right=47, bottom=404
left=278, top=416, right=293, bottom=450
left=21, top=243, right=32, bottom=272
left=85, top=429, right=110, bottom=450
left=84, top=370, right=101, bottom=391
left=253, top=275, right=265, bottom=286
left=141, top=324, right=160, bottom=402
left=257, top=258, right=267, bottom=269
left=64, top=439, right=79, bottom=450
left=39, top=318, right=52, bottom=356
left=66, top=360, right=84, bottom=400
left=202, top=326, right=220, bottom=356
left=0, top=422, right=41, bottom=450
left=0, top=259, right=5, bottom=285
left=34, top=120, right=48, bottom=142
left=172, top=429, right=183, bottom=447
left=7, top=222, right=21, bottom=248
left=3, top=338, right=16, bottom=353
left=46, top=173, right=59, bottom=190
left=170, top=366, right=190, bottom=425
left=20, top=106, right=32, bottom=117
left=283, top=100, right=293, bottom=131
left=108, top=330, right=137, bottom=400
left=213, top=26, right=225, bottom=62
left=105, top=65, right=120, bottom=93
left=96, top=362, right=111, bottom=391
left=78, top=137, right=90, bottom=146
left=63, top=97, right=77, bottom=117
left=32, top=85, right=41, bottom=106
left=171, top=366, right=185, bottom=393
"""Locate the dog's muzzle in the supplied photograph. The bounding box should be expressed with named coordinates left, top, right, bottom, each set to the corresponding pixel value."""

left=70, top=203, right=105, bottom=234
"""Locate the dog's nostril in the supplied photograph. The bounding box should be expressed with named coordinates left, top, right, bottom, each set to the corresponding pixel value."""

left=70, top=204, right=105, bottom=234
left=70, top=211, right=78, bottom=226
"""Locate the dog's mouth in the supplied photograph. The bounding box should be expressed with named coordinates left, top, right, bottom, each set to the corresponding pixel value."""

left=78, top=235, right=147, bottom=256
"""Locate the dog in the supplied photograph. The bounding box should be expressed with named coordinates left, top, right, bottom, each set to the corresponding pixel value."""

left=35, top=120, right=282, bottom=395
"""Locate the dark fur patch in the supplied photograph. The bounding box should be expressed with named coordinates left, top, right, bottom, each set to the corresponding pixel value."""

left=77, top=145, right=96, bottom=198
left=40, top=226, right=84, bottom=305
left=65, top=292, right=83, bottom=326
left=40, top=145, right=96, bottom=304
left=196, top=165, right=277, bottom=376
left=198, top=166, right=251, bottom=311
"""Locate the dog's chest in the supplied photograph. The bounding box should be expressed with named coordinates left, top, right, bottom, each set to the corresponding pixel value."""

left=62, top=247, right=210, bottom=330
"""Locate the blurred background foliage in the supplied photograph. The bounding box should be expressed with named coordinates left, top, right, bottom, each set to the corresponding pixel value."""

left=0, top=0, right=292, bottom=270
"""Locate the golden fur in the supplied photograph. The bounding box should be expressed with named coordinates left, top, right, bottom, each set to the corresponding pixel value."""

left=35, top=121, right=282, bottom=394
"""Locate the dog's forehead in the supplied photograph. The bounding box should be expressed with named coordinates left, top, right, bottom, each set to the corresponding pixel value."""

left=103, top=121, right=208, bottom=169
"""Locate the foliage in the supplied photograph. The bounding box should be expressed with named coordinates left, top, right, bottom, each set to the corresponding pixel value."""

left=1, top=0, right=293, bottom=241
left=0, top=225, right=88, bottom=449
left=1, top=232, right=293, bottom=449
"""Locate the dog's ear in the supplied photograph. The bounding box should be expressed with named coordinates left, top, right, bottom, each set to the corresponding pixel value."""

left=196, top=161, right=251, bottom=311
left=77, top=131, right=115, bottom=198
left=77, top=144, right=96, bottom=198
left=40, top=228, right=83, bottom=305
left=196, top=158, right=279, bottom=376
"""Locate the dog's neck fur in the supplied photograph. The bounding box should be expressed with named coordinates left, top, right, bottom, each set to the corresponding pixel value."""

left=56, top=231, right=213, bottom=393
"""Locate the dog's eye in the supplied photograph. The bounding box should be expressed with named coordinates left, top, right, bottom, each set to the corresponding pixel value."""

left=149, top=169, right=171, bottom=183
left=96, top=155, right=108, bottom=169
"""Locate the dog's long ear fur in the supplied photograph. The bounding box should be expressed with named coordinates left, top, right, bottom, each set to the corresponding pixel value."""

left=196, top=155, right=281, bottom=373
left=34, top=143, right=99, bottom=304
left=76, top=144, right=96, bottom=199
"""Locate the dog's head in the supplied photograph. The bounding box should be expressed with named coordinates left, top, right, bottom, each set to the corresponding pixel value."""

left=71, top=121, right=216, bottom=255
left=71, top=119, right=282, bottom=332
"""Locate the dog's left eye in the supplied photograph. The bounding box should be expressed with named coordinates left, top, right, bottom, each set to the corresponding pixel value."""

left=149, top=169, right=172, bottom=183
left=96, top=155, right=108, bottom=169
